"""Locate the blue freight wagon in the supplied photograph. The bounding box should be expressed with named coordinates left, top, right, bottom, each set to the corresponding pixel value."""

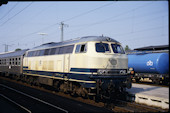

left=128, top=52, right=169, bottom=85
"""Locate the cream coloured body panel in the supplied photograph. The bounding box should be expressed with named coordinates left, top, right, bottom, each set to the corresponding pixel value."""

left=70, top=41, right=128, bottom=70
left=23, top=41, right=128, bottom=73
left=24, top=55, right=65, bottom=72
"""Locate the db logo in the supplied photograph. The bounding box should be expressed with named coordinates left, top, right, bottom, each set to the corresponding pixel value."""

left=146, top=60, right=153, bottom=66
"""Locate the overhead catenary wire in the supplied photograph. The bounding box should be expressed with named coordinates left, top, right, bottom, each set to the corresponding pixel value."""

left=113, top=25, right=168, bottom=37
left=8, top=3, right=53, bottom=34
left=48, top=8, right=167, bottom=37
left=74, top=1, right=154, bottom=28
left=123, top=33, right=168, bottom=42
left=0, top=2, right=19, bottom=21
left=123, top=34, right=169, bottom=48
left=63, top=2, right=116, bottom=23
left=9, top=23, right=59, bottom=43
left=13, top=6, right=169, bottom=47
left=7, top=2, right=116, bottom=43
left=0, top=1, right=168, bottom=52
left=0, top=2, right=33, bottom=26
left=62, top=1, right=155, bottom=35
left=67, top=8, right=167, bottom=28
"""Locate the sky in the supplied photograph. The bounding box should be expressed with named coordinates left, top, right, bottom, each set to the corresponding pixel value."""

left=0, top=1, right=169, bottom=53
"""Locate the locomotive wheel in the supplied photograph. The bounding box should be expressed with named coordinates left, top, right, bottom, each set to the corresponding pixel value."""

left=59, top=83, right=68, bottom=93
left=53, top=81, right=60, bottom=92
left=75, top=86, right=88, bottom=98
left=20, top=75, right=26, bottom=82
left=28, top=77, right=35, bottom=85
left=70, top=84, right=77, bottom=97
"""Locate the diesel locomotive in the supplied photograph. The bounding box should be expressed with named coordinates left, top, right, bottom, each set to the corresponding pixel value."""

left=0, top=36, right=133, bottom=99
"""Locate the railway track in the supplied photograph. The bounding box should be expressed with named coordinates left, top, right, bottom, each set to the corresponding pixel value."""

left=0, top=76, right=168, bottom=112
left=0, top=84, right=68, bottom=113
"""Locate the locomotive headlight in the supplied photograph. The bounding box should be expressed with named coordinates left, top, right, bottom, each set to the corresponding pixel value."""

left=128, top=68, right=134, bottom=75
left=97, top=70, right=108, bottom=75
left=119, top=70, right=126, bottom=74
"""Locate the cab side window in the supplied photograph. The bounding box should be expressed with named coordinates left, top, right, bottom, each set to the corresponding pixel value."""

left=75, top=44, right=87, bottom=53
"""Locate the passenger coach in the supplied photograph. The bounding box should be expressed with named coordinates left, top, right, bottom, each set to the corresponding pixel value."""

left=0, top=49, right=28, bottom=78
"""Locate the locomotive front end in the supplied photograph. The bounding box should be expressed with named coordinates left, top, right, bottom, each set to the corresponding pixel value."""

left=86, top=37, right=132, bottom=98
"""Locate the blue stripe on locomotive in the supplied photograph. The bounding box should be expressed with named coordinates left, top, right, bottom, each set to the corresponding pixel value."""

left=23, top=69, right=96, bottom=88
left=70, top=68, right=98, bottom=72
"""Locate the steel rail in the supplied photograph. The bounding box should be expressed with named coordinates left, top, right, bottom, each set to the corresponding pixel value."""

left=0, top=94, right=32, bottom=113
left=0, top=84, right=68, bottom=113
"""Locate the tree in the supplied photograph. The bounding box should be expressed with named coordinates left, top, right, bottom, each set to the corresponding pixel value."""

left=124, top=45, right=131, bottom=51
left=15, top=48, right=21, bottom=51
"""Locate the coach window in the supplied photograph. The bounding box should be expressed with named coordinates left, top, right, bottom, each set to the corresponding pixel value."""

left=27, top=51, right=33, bottom=57
left=55, top=48, right=59, bottom=54
left=4, top=59, right=6, bottom=65
left=18, top=57, right=21, bottom=65
left=6, top=59, right=7, bottom=65
left=58, top=45, right=74, bottom=54
left=58, top=46, right=65, bottom=54
left=7, top=59, right=10, bottom=65
left=5, top=59, right=7, bottom=65
left=65, top=45, right=74, bottom=54
left=3, top=59, right=5, bottom=65
left=2, top=59, right=4, bottom=65
left=27, top=52, right=30, bottom=57
left=15, top=58, right=18, bottom=65
left=12, top=58, right=14, bottom=65
left=28, top=51, right=31, bottom=57
left=33, top=51, right=37, bottom=56
left=49, top=48, right=56, bottom=55
left=1, top=59, right=3, bottom=65
left=75, top=44, right=87, bottom=53
left=39, top=50, right=45, bottom=56
left=9, top=58, right=11, bottom=65
left=44, top=49, right=50, bottom=55
left=15, top=58, right=19, bottom=65
left=35, top=50, right=40, bottom=56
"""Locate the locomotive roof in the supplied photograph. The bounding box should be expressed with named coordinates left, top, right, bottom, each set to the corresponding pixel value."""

left=31, top=36, right=120, bottom=51
left=0, top=49, right=29, bottom=58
